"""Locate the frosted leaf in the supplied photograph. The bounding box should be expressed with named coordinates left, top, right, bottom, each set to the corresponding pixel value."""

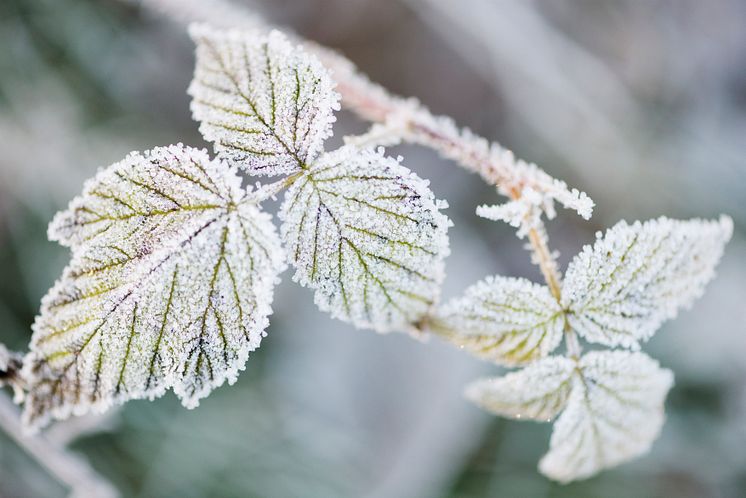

left=23, top=145, right=285, bottom=430
left=465, top=356, right=574, bottom=421
left=562, top=216, right=733, bottom=348
left=189, top=24, right=340, bottom=176
left=539, top=351, right=674, bottom=483
left=280, top=145, right=450, bottom=332
left=433, top=276, right=564, bottom=365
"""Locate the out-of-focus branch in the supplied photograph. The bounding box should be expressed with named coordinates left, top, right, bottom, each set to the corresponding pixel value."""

left=0, top=391, right=120, bottom=498
left=1, top=344, right=119, bottom=496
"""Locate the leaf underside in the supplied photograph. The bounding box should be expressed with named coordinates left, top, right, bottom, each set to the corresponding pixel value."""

left=435, top=276, right=564, bottom=365
left=280, top=146, right=450, bottom=332
left=562, top=216, right=732, bottom=348
left=539, top=350, right=673, bottom=483
left=189, top=24, right=339, bottom=176
left=465, top=356, right=575, bottom=421
left=23, top=145, right=285, bottom=430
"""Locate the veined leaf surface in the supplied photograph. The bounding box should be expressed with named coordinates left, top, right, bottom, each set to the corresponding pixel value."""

left=539, top=351, right=674, bottom=483
left=433, top=276, right=564, bottom=365
left=23, top=145, right=285, bottom=430
left=465, top=356, right=575, bottom=421
left=189, top=25, right=339, bottom=176
left=280, top=146, right=450, bottom=332
left=562, top=216, right=732, bottom=348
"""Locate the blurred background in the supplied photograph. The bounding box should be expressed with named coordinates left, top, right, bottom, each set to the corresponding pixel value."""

left=1, top=0, right=745, bottom=496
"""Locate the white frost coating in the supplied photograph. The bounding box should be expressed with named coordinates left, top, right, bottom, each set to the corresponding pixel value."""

left=189, top=24, right=340, bottom=176
left=464, top=356, right=575, bottom=421
left=280, top=145, right=451, bottom=333
left=539, top=351, right=674, bottom=483
left=23, top=145, right=285, bottom=430
left=562, top=216, right=733, bottom=349
left=434, top=276, right=564, bottom=365
left=476, top=187, right=544, bottom=238
left=404, top=109, right=594, bottom=221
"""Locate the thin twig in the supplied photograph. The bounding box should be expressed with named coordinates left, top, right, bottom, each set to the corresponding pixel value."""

left=521, top=217, right=582, bottom=359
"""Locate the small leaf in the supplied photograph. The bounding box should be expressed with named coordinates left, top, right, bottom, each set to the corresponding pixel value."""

left=465, top=356, right=575, bottom=421
left=189, top=24, right=339, bottom=176
left=539, top=350, right=674, bottom=483
left=433, top=276, right=564, bottom=365
left=280, top=146, right=450, bottom=332
left=562, top=216, right=732, bottom=348
left=23, top=145, right=285, bottom=430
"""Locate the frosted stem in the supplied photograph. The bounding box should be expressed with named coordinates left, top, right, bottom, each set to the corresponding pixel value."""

left=526, top=223, right=561, bottom=302
left=521, top=218, right=583, bottom=359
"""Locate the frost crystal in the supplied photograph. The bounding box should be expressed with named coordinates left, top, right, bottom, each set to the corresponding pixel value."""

left=23, top=145, right=285, bottom=430
left=280, top=146, right=451, bottom=333
left=465, top=356, right=574, bottom=421
left=433, top=276, right=564, bottom=365
left=476, top=188, right=545, bottom=238
left=539, top=351, right=674, bottom=483
left=562, top=216, right=733, bottom=348
left=404, top=109, right=594, bottom=221
left=189, top=24, right=340, bottom=176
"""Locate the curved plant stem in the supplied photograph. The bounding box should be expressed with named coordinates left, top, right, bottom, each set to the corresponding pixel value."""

left=526, top=224, right=562, bottom=302
left=522, top=218, right=581, bottom=359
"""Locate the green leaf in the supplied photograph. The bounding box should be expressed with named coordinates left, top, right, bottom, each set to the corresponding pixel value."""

left=23, top=145, right=285, bottom=430
left=562, top=216, right=733, bottom=348
left=433, top=276, right=564, bottom=365
left=539, top=351, right=674, bottom=483
left=189, top=25, right=340, bottom=176
left=279, top=146, right=450, bottom=332
left=465, top=356, right=575, bottom=421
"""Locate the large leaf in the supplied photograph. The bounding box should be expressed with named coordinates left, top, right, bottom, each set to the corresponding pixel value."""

left=465, top=356, right=574, bottom=421
left=433, top=276, right=564, bottom=365
left=280, top=146, right=450, bottom=332
left=189, top=24, right=339, bottom=176
left=539, top=351, right=674, bottom=483
left=562, top=216, right=732, bottom=348
left=23, top=145, right=285, bottom=430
